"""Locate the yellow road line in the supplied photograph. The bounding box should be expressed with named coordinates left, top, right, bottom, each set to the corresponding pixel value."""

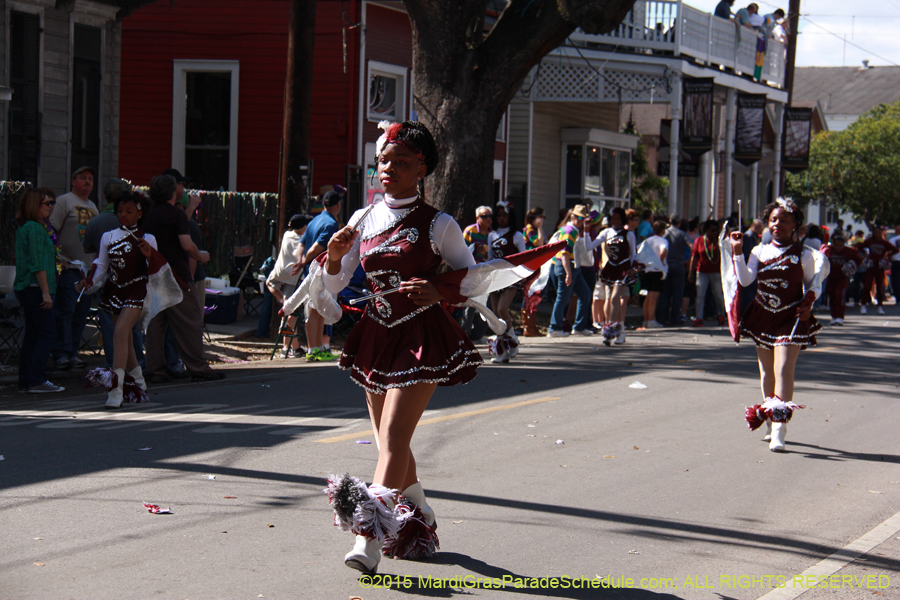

left=315, top=396, right=559, bottom=443
left=807, top=346, right=839, bottom=353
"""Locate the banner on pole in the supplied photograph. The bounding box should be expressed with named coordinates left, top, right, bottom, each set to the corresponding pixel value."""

left=782, top=107, right=812, bottom=173
left=734, top=94, right=767, bottom=166
left=681, top=78, right=715, bottom=156
left=658, top=119, right=699, bottom=178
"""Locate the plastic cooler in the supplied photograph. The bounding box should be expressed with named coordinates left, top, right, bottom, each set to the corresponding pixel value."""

left=204, top=280, right=241, bottom=324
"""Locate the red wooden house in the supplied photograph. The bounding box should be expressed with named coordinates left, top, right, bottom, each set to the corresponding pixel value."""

left=119, top=1, right=509, bottom=217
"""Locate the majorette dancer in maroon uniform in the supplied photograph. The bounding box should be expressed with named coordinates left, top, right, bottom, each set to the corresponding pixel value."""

left=486, top=200, right=526, bottom=363
left=857, top=227, right=899, bottom=315
left=588, top=207, right=637, bottom=345
left=318, top=121, right=560, bottom=574
left=820, top=234, right=863, bottom=325
left=80, top=191, right=182, bottom=408
left=723, top=199, right=829, bottom=452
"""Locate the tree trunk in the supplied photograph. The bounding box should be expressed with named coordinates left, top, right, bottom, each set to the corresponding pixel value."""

left=404, top=0, right=635, bottom=223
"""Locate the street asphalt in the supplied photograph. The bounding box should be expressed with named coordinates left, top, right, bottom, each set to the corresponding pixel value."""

left=1, top=309, right=899, bottom=600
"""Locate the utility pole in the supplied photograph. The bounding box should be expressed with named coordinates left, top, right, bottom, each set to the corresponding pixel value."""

left=779, top=0, right=800, bottom=193
left=279, top=0, right=316, bottom=241
left=783, top=0, right=801, bottom=106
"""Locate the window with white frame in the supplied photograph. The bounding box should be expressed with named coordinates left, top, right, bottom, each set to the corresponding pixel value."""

left=172, top=60, right=239, bottom=191
left=367, top=61, right=407, bottom=122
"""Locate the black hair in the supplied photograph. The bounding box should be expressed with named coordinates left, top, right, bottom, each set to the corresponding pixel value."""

left=381, top=121, right=439, bottom=176
left=762, top=202, right=804, bottom=229
left=288, top=214, right=311, bottom=230
left=609, top=206, right=626, bottom=225
left=701, top=219, right=720, bottom=235
left=113, top=192, right=147, bottom=224
left=149, top=174, right=178, bottom=205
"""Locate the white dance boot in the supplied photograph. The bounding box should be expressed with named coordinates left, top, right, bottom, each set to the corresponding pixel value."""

left=344, top=535, right=384, bottom=574
left=129, top=366, right=146, bottom=391
left=401, top=481, right=435, bottom=527
left=105, top=368, right=126, bottom=409
left=490, top=343, right=509, bottom=364
left=507, top=328, right=519, bottom=359
left=763, top=420, right=772, bottom=442
left=769, top=422, right=787, bottom=452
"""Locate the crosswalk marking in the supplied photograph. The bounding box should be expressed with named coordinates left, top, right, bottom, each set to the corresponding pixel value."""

left=0, top=401, right=369, bottom=436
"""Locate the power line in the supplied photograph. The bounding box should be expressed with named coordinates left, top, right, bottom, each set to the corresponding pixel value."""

left=801, top=17, right=900, bottom=66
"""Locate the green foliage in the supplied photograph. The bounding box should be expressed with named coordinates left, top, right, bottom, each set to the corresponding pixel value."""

left=785, top=100, right=900, bottom=226
left=623, top=120, right=669, bottom=215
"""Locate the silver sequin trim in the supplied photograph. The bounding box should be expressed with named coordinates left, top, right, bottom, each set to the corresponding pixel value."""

left=340, top=348, right=483, bottom=394
left=365, top=303, right=434, bottom=328
left=360, top=206, right=417, bottom=242
left=429, top=213, right=442, bottom=256
left=361, top=228, right=419, bottom=259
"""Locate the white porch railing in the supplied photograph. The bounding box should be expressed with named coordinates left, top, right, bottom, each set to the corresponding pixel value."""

left=569, top=0, right=785, bottom=86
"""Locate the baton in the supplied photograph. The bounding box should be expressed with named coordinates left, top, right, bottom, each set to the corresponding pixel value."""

left=351, top=201, right=379, bottom=235
left=788, top=316, right=801, bottom=341
left=349, top=286, right=402, bottom=305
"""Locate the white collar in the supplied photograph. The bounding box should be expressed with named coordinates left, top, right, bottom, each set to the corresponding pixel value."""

left=383, top=195, right=418, bottom=209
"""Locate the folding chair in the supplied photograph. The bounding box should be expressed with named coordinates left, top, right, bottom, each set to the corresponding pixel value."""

left=231, top=245, right=262, bottom=317
left=79, top=307, right=104, bottom=355
left=203, top=305, right=216, bottom=343
left=269, top=315, right=306, bottom=360
left=0, top=302, right=23, bottom=365
left=0, top=267, right=23, bottom=364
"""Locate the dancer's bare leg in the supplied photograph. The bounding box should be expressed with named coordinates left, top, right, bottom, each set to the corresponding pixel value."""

left=756, top=346, right=776, bottom=400
left=773, top=344, right=801, bottom=403
left=366, top=382, right=437, bottom=494
left=112, top=308, right=142, bottom=372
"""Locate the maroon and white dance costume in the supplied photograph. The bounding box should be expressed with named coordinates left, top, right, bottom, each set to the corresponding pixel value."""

left=334, top=197, right=482, bottom=394
left=820, top=243, right=862, bottom=322
left=320, top=194, right=479, bottom=565
left=722, top=233, right=829, bottom=447
left=589, top=226, right=637, bottom=343
left=317, top=193, right=561, bottom=569
left=857, top=237, right=899, bottom=308
left=485, top=226, right=526, bottom=363
left=84, top=226, right=182, bottom=406
left=97, top=226, right=155, bottom=314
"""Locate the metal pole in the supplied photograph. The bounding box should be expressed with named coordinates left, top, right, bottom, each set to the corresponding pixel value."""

left=773, top=102, right=784, bottom=199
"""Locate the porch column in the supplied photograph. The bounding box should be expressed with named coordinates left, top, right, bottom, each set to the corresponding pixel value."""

left=772, top=102, right=784, bottom=199
left=750, top=161, right=759, bottom=219
left=723, top=88, right=736, bottom=217
left=668, top=74, right=681, bottom=216
left=700, top=151, right=711, bottom=218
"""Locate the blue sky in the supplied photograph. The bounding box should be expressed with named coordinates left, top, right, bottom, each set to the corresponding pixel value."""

left=689, top=0, right=900, bottom=67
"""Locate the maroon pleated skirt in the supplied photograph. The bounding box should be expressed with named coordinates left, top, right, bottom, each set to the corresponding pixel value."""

left=740, top=301, right=821, bottom=349
left=339, top=304, right=483, bottom=395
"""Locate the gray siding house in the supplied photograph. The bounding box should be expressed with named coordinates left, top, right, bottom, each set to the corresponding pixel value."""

left=2, top=0, right=153, bottom=198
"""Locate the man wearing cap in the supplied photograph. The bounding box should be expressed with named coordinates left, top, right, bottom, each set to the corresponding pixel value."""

left=82, top=178, right=146, bottom=371
left=548, top=205, right=592, bottom=337
left=299, top=191, right=342, bottom=361
left=49, top=166, right=100, bottom=370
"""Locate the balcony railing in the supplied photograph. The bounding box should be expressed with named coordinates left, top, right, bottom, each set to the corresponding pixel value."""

left=569, top=0, right=785, bottom=86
